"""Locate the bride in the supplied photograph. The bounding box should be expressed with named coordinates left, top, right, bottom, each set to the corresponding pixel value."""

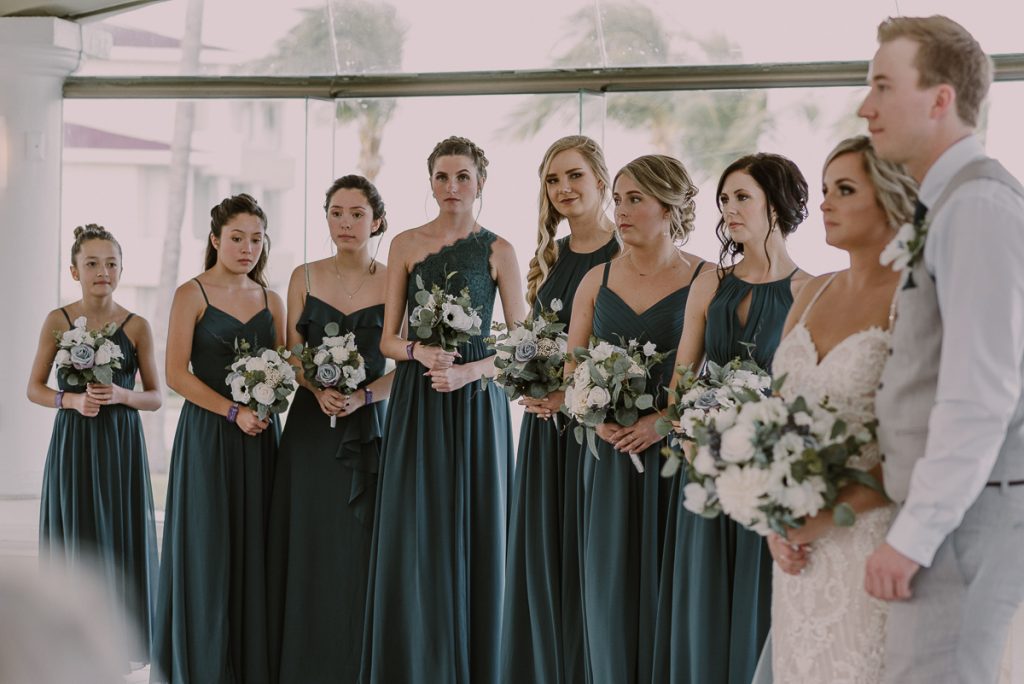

left=766, top=135, right=916, bottom=683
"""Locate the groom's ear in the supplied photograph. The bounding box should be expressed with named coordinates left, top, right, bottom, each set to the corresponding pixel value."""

left=931, top=84, right=957, bottom=121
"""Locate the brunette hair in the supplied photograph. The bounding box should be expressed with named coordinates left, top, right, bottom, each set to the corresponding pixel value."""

left=427, top=135, right=489, bottom=182
left=714, top=153, right=808, bottom=270
left=204, top=193, right=269, bottom=287
left=324, top=174, right=388, bottom=237
left=70, top=223, right=122, bottom=267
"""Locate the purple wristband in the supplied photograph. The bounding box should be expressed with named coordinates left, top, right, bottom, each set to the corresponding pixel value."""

left=406, top=341, right=416, bottom=361
left=55, top=390, right=65, bottom=409
left=226, top=403, right=240, bottom=423
left=364, top=388, right=373, bottom=405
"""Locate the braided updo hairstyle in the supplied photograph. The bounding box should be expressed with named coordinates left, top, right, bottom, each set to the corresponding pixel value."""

left=427, top=135, right=489, bottom=184
left=70, top=223, right=122, bottom=267
left=614, top=154, right=698, bottom=245
left=525, top=135, right=612, bottom=306
left=204, top=193, right=270, bottom=287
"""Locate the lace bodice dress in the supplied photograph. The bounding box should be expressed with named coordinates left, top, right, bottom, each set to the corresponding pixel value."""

left=770, top=274, right=897, bottom=684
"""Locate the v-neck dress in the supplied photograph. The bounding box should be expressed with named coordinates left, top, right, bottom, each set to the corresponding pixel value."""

left=580, top=260, right=702, bottom=684
left=152, top=280, right=280, bottom=684
left=266, top=294, right=386, bottom=684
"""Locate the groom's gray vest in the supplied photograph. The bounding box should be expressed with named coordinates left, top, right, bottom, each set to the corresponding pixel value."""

left=876, top=158, right=1024, bottom=503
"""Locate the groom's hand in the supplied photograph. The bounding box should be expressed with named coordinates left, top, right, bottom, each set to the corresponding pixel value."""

left=865, top=542, right=920, bottom=601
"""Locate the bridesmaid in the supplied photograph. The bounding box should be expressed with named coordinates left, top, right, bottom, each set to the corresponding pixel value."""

left=653, top=153, right=811, bottom=684
left=360, top=136, right=526, bottom=683
left=266, top=175, right=394, bottom=683
left=152, top=194, right=285, bottom=684
left=501, top=135, right=618, bottom=684
left=569, top=155, right=705, bottom=684
left=28, top=224, right=160, bottom=668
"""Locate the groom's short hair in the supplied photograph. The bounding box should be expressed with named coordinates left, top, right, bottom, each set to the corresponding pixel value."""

left=877, top=15, right=993, bottom=128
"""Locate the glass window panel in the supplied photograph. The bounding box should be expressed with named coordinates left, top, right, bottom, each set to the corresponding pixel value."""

left=73, top=0, right=1023, bottom=77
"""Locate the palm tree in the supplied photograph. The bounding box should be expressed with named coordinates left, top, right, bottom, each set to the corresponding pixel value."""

left=501, top=0, right=770, bottom=182
left=255, top=0, right=406, bottom=181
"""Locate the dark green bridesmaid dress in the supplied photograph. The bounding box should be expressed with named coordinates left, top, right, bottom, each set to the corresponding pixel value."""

left=266, top=294, right=386, bottom=684
left=500, top=235, right=618, bottom=684
left=652, top=269, right=797, bottom=684
left=360, top=228, right=513, bottom=684
left=152, top=281, right=280, bottom=684
left=40, top=308, right=158, bottom=666
left=581, top=260, right=703, bottom=684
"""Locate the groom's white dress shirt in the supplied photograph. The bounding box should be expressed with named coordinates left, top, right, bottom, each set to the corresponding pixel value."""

left=887, top=135, right=1024, bottom=566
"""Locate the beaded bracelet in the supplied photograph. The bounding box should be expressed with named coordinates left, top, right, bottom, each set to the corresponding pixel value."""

left=55, top=390, right=65, bottom=409
left=406, top=341, right=417, bottom=360
left=364, top=388, right=374, bottom=405
left=226, top=403, right=240, bottom=423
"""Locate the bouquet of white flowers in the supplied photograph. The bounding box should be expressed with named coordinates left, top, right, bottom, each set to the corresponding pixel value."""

left=656, top=357, right=773, bottom=477
left=679, top=383, right=880, bottom=538
left=225, top=339, right=298, bottom=422
left=292, top=321, right=366, bottom=428
left=562, top=336, right=666, bottom=473
left=409, top=271, right=482, bottom=352
left=52, top=316, right=125, bottom=386
left=485, top=298, right=568, bottom=401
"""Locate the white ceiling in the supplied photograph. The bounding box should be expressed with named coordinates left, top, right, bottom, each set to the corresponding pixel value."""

left=0, top=0, right=163, bottom=20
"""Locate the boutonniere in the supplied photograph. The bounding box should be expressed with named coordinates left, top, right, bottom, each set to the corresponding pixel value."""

left=879, top=219, right=929, bottom=288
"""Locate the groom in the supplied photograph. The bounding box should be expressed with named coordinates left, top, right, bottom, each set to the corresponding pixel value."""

left=860, top=15, right=1024, bottom=684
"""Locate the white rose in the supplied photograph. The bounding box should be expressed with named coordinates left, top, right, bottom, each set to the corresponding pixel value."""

left=880, top=222, right=916, bottom=271
left=54, top=349, right=72, bottom=367
left=94, top=346, right=111, bottom=366
left=261, top=349, right=280, bottom=363
left=73, top=316, right=87, bottom=328
left=550, top=298, right=563, bottom=313
left=642, top=341, right=658, bottom=357
left=587, top=386, right=611, bottom=408
left=330, top=346, right=348, bottom=363
left=245, top=357, right=268, bottom=373
left=777, top=477, right=827, bottom=519
left=772, top=432, right=807, bottom=464
left=715, top=464, right=773, bottom=527
left=693, top=446, right=719, bottom=476
left=251, top=382, right=276, bottom=406
left=739, top=396, right=787, bottom=427
left=719, top=422, right=758, bottom=464
left=343, top=363, right=367, bottom=385
left=713, top=405, right=738, bottom=431
left=811, top=409, right=837, bottom=441
left=683, top=481, right=710, bottom=514
left=792, top=410, right=814, bottom=428
left=589, top=342, right=616, bottom=362
left=313, top=350, right=329, bottom=365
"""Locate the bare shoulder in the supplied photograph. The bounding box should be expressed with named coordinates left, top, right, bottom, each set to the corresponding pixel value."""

left=173, top=278, right=206, bottom=307
left=790, top=268, right=816, bottom=298
left=689, top=267, right=722, bottom=306
left=41, top=307, right=70, bottom=334
left=266, top=288, right=286, bottom=312
left=122, top=312, right=153, bottom=339
left=791, top=271, right=837, bottom=315
left=490, top=234, right=518, bottom=261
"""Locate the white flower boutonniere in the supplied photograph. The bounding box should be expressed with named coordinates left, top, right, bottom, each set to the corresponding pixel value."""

left=880, top=219, right=929, bottom=274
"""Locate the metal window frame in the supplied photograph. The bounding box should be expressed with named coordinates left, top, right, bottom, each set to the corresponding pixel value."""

left=64, top=54, right=1024, bottom=99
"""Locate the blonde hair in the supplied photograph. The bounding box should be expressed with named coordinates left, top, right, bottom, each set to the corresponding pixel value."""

left=877, top=15, right=992, bottom=127
left=824, top=136, right=917, bottom=229
left=525, top=135, right=612, bottom=306
left=614, top=154, right=698, bottom=245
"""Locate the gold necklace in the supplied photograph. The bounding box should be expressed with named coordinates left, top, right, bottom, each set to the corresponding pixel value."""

left=332, top=256, right=373, bottom=299
left=627, top=251, right=677, bottom=277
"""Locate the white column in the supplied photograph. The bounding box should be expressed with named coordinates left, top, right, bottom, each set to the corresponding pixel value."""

left=0, top=18, right=83, bottom=498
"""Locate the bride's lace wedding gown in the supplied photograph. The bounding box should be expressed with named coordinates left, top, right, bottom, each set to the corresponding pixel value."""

left=770, top=274, right=896, bottom=684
